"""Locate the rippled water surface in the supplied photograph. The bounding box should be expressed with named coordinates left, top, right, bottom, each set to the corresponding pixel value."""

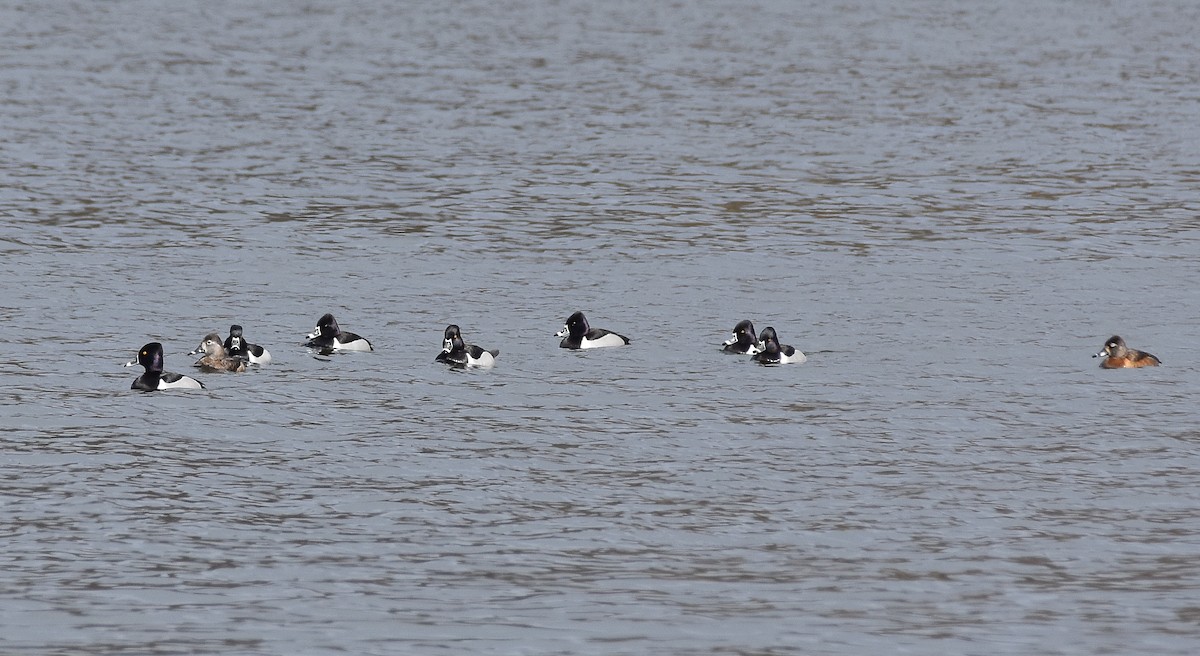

left=3, top=1, right=1200, bottom=654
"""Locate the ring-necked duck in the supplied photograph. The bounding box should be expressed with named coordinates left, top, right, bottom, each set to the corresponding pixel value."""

left=125, top=342, right=205, bottom=391
left=1094, top=335, right=1160, bottom=368
left=752, top=327, right=807, bottom=365
left=722, top=319, right=761, bottom=354
left=188, top=332, right=247, bottom=373
left=224, top=324, right=271, bottom=365
left=436, top=324, right=499, bottom=368
left=305, top=313, right=373, bottom=352
left=556, top=311, right=630, bottom=349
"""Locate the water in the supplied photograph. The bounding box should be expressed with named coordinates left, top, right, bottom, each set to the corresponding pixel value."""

left=2, top=1, right=1200, bottom=654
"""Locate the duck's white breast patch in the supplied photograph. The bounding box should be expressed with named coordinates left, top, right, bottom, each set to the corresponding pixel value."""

left=160, top=375, right=204, bottom=390
left=580, top=333, right=628, bottom=349
left=335, top=338, right=373, bottom=351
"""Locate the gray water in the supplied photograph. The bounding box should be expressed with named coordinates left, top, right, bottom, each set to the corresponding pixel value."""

left=3, top=1, right=1200, bottom=654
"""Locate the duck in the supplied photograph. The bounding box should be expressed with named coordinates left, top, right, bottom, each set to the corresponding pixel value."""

left=722, top=319, right=761, bottom=354
left=1094, top=335, right=1160, bottom=368
left=752, top=327, right=807, bottom=365
left=223, top=324, right=271, bottom=364
left=125, top=342, right=205, bottom=391
left=555, top=311, right=630, bottom=349
left=305, top=313, right=373, bottom=352
left=436, top=324, right=499, bottom=368
left=188, top=333, right=247, bottom=372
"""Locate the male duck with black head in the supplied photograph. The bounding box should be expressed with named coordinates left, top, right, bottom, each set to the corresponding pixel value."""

left=1094, top=335, right=1160, bottom=369
left=436, top=324, right=499, bottom=368
left=722, top=319, right=761, bottom=354
left=305, top=313, right=373, bottom=352
left=556, top=311, right=630, bottom=349
left=752, top=327, right=807, bottom=365
left=224, top=324, right=271, bottom=365
left=125, top=342, right=204, bottom=391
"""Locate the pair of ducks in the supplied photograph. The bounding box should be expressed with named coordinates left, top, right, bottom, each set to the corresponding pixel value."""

left=722, top=320, right=806, bottom=365
left=433, top=311, right=632, bottom=368
left=188, top=325, right=273, bottom=373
